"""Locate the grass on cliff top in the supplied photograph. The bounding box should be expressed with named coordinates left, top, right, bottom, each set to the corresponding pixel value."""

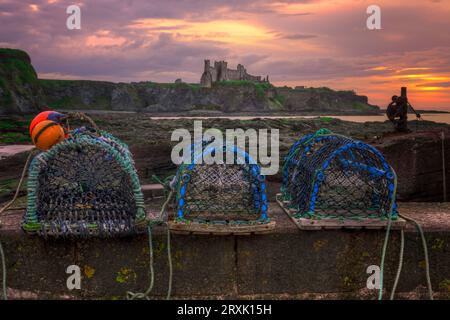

left=0, top=48, right=38, bottom=108
left=214, top=80, right=274, bottom=99
left=352, top=102, right=374, bottom=111
left=0, top=48, right=30, bottom=61
left=2, top=59, right=37, bottom=84
left=285, top=85, right=356, bottom=95
left=39, top=79, right=116, bottom=86
left=146, top=81, right=201, bottom=90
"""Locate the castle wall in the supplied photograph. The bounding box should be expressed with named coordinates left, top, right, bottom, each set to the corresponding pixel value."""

left=227, top=69, right=240, bottom=81
left=207, top=66, right=218, bottom=82
left=201, top=59, right=267, bottom=87
left=244, top=74, right=262, bottom=82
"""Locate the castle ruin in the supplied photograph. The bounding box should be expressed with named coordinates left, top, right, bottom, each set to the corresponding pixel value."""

left=200, top=60, right=269, bottom=88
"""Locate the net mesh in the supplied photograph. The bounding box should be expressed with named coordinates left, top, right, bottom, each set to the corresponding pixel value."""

left=173, top=145, right=268, bottom=224
left=281, top=130, right=397, bottom=219
left=23, top=128, right=146, bottom=236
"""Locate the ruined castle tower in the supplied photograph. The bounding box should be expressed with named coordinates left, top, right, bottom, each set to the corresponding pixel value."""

left=200, top=59, right=268, bottom=88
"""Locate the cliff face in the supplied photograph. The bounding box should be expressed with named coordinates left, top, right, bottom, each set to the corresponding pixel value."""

left=278, top=86, right=378, bottom=114
left=0, top=49, right=45, bottom=115
left=0, top=47, right=380, bottom=115
left=40, top=79, right=380, bottom=114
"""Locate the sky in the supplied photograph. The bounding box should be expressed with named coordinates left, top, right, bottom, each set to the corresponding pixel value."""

left=1, top=0, right=450, bottom=110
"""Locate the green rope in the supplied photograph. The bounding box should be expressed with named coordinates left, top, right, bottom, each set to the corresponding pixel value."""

left=378, top=166, right=397, bottom=300
left=126, top=191, right=174, bottom=300
left=399, top=213, right=434, bottom=300
left=379, top=167, right=433, bottom=300
left=0, top=150, right=35, bottom=300
left=0, top=241, right=6, bottom=300
left=390, top=229, right=404, bottom=300
left=378, top=210, right=393, bottom=300
left=126, top=225, right=155, bottom=300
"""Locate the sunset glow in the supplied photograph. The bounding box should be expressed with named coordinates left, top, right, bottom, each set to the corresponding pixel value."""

left=1, top=0, right=450, bottom=110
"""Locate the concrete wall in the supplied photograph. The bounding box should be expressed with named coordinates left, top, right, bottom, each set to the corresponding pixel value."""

left=1, top=203, right=449, bottom=300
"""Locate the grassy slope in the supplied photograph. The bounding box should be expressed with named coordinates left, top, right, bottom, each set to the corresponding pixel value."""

left=0, top=48, right=40, bottom=114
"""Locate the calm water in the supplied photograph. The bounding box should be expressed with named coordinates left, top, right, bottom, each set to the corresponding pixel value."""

left=149, top=113, right=450, bottom=124
left=64, top=109, right=450, bottom=124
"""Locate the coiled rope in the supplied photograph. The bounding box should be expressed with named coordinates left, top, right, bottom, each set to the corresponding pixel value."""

left=126, top=191, right=174, bottom=300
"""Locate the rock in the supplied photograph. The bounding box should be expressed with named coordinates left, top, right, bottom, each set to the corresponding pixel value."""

left=40, top=80, right=380, bottom=114
left=376, top=129, right=450, bottom=202
left=0, top=48, right=45, bottom=115
left=0, top=47, right=380, bottom=115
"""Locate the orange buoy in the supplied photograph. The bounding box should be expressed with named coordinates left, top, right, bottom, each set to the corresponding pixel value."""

left=31, top=120, right=65, bottom=151
left=29, top=111, right=65, bottom=136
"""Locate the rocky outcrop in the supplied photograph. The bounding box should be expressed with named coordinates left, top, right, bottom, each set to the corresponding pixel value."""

left=40, top=79, right=380, bottom=114
left=0, top=47, right=380, bottom=115
left=375, top=130, right=450, bottom=202
left=0, top=49, right=45, bottom=115
left=277, top=86, right=379, bottom=114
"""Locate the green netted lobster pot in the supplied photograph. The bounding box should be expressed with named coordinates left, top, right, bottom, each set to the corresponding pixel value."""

left=23, top=127, right=146, bottom=237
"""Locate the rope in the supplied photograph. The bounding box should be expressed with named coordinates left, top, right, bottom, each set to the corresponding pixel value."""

left=0, top=149, right=36, bottom=300
left=390, top=229, right=404, bottom=300
left=378, top=208, right=393, bottom=300
left=126, top=225, right=155, bottom=300
left=64, top=112, right=99, bottom=131
left=399, top=213, right=434, bottom=300
left=126, top=191, right=174, bottom=300
left=378, top=167, right=433, bottom=300
left=378, top=167, right=397, bottom=300
left=0, top=150, right=35, bottom=217
left=0, top=241, right=6, bottom=300
left=442, top=131, right=447, bottom=202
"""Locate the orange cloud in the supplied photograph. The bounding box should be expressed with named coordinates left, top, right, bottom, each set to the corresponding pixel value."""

left=29, top=4, right=39, bottom=12
left=128, top=18, right=275, bottom=47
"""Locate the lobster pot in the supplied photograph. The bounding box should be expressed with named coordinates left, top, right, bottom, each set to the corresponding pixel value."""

left=173, top=145, right=269, bottom=225
left=281, top=131, right=397, bottom=219
left=23, top=129, right=146, bottom=236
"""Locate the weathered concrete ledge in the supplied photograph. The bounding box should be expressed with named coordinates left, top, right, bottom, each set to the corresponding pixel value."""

left=0, top=202, right=449, bottom=300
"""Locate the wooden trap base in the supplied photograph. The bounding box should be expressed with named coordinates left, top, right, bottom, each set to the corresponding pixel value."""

left=276, top=194, right=406, bottom=231
left=168, top=220, right=276, bottom=235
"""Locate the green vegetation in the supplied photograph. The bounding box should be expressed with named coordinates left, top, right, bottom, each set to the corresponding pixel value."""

left=300, top=86, right=356, bottom=95
left=0, top=178, right=29, bottom=200
left=273, top=93, right=286, bottom=105
left=0, top=132, right=30, bottom=144
left=317, top=117, right=335, bottom=122
left=47, top=96, right=78, bottom=109
left=215, top=80, right=274, bottom=100
left=146, top=81, right=201, bottom=91
left=0, top=48, right=31, bottom=61
left=351, top=102, right=372, bottom=111
left=39, top=79, right=83, bottom=87
left=0, top=117, right=30, bottom=143
left=0, top=51, right=37, bottom=86
left=0, top=48, right=41, bottom=113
